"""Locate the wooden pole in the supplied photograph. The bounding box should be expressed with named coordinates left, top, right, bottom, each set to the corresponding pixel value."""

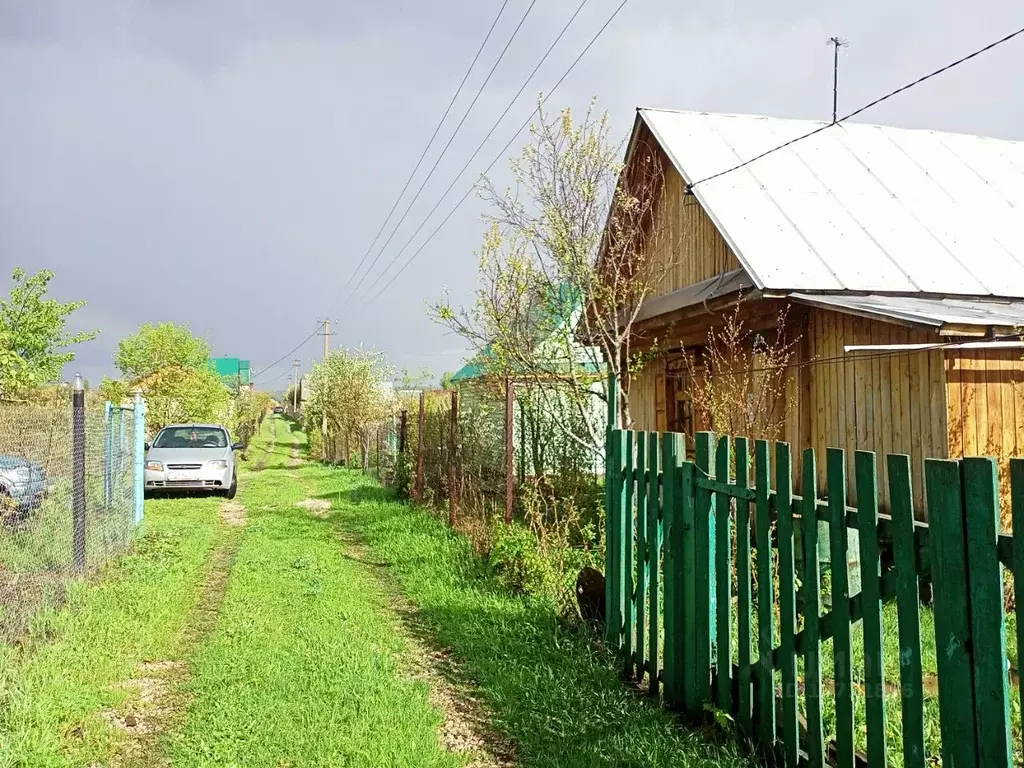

left=399, top=409, right=408, bottom=455
left=415, top=391, right=425, bottom=500
left=449, top=389, right=459, bottom=528
left=505, top=377, right=514, bottom=524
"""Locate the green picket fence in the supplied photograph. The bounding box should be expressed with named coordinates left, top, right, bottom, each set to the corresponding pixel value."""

left=604, top=428, right=1022, bottom=768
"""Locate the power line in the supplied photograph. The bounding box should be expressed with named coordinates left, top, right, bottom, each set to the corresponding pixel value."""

left=363, top=0, right=633, bottom=302
left=251, top=322, right=324, bottom=382
left=357, top=0, right=593, bottom=300
left=347, top=0, right=539, bottom=300
left=343, top=0, right=512, bottom=292
left=688, top=24, right=1024, bottom=190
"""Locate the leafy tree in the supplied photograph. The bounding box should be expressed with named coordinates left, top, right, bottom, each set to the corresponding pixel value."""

left=115, top=322, right=211, bottom=380
left=432, top=99, right=670, bottom=450
left=132, top=366, right=230, bottom=434
left=0, top=267, right=98, bottom=397
left=303, top=348, right=394, bottom=462
left=104, top=322, right=226, bottom=432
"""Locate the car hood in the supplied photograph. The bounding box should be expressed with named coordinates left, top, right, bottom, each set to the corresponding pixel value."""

left=147, top=448, right=230, bottom=464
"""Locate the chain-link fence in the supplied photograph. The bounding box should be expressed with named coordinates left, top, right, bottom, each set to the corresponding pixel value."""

left=0, top=391, right=143, bottom=640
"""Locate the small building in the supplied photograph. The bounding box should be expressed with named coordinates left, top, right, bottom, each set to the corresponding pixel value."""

left=610, top=109, right=1024, bottom=515
left=210, top=357, right=251, bottom=389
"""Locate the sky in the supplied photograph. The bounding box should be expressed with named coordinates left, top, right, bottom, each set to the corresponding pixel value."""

left=1, top=0, right=1022, bottom=390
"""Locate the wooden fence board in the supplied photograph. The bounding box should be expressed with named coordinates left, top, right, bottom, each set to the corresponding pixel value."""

left=1012, top=459, right=1024, bottom=747
left=715, top=435, right=733, bottom=712
left=962, top=458, right=1012, bottom=767
left=828, top=447, right=855, bottom=768
left=888, top=454, right=926, bottom=768
left=925, top=458, right=978, bottom=768
left=776, top=442, right=798, bottom=767
left=635, top=432, right=649, bottom=679
left=735, top=437, right=753, bottom=737
left=695, top=432, right=714, bottom=707
left=802, top=449, right=825, bottom=767
left=663, top=434, right=682, bottom=705
left=855, top=451, right=887, bottom=768
left=647, top=432, right=662, bottom=697
left=623, top=430, right=636, bottom=673
left=755, top=440, right=776, bottom=746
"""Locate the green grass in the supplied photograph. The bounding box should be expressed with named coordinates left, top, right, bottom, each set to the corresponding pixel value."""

left=315, top=463, right=752, bottom=768
left=169, top=418, right=465, bottom=767
left=0, top=491, right=224, bottom=767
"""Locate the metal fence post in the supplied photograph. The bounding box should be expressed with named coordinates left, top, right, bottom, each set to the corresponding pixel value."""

left=133, top=391, right=147, bottom=526
left=505, top=377, right=514, bottom=524
left=72, top=374, right=87, bottom=573
left=104, top=400, right=113, bottom=508
left=449, top=389, right=459, bottom=527
left=399, top=408, right=408, bottom=455
left=415, top=392, right=425, bottom=500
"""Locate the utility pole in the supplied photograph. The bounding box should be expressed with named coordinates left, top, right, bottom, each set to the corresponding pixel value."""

left=318, top=318, right=332, bottom=446
left=828, top=36, right=848, bottom=123
left=291, top=359, right=301, bottom=414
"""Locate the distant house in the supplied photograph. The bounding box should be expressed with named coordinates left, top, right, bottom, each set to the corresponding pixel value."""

left=210, top=357, right=251, bottom=389
left=451, top=287, right=607, bottom=475
left=605, top=108, right=1024, bottom=515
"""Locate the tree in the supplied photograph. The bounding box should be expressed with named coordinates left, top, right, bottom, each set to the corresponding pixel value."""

left=303, top=348, right=394, bottom=462
left=104, top=322, right=227, bottom=432
left=129, top=365, right=230, bottom=434
left=686, top=300, right=799, bottom=442
left=115, top=322, right=211, bottom=380
left=0, top=267, right=98, bottom=397
left=432, top=99, right=671, bottom=454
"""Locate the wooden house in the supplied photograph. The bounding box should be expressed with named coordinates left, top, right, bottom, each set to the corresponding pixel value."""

left=610, top=109, right=1024, bottom=516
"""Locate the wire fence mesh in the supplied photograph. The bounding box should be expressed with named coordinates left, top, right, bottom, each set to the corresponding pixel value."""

left=0, top=395, right=139, bottom=641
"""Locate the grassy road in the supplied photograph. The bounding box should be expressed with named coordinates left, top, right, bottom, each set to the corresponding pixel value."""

left=0, top=416, right=748, bottom=767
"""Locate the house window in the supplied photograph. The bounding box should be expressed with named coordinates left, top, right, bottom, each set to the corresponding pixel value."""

left=666, top=353, right=703, bottom=438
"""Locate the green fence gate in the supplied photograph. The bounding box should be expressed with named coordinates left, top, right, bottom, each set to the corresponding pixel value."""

left=604, top=428, right=1022, bottom=768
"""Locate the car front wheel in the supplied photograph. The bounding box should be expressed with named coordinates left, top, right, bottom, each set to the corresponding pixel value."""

left=224, top=475, right=237, bottom=500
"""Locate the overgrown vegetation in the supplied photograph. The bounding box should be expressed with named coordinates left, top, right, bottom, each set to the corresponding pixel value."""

left=301, top=346, right=395, bottom=464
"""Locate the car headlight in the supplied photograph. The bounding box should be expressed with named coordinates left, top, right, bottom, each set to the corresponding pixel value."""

left=208, top=460, right=228, bottom=470
left=145, top=461, right=163, bottom=471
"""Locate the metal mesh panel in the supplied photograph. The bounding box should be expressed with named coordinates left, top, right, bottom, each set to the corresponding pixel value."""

left=0, top=396, right=138, bottom=640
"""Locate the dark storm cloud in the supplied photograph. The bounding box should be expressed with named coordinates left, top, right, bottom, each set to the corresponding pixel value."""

left=0, top=0, right=1021, bottom=388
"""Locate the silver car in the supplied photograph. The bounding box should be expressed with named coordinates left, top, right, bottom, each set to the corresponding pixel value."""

left=144, top=424, right=241, bottom=499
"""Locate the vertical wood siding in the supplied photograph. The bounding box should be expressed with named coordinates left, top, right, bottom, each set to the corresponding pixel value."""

left=646, top=159, right=740, bottom=300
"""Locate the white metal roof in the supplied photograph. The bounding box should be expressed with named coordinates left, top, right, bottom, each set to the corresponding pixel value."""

left=638, top=109, right=1024, bottom=298
left=788, top=293, right=1024, bottom=329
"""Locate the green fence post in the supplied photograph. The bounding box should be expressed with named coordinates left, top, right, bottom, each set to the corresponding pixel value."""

left=662, top=433, right=682, bottom=706
left=776, top=442, right=798, bottom=767
left=623, top=431, right=636, bottom=675
left=828, top=448, right=854, bottom=768
left=714, top=435, right=733, bottom=713
left=694, top=432, right=715, bottom=709
left=735, top=437, right=753, bottom=737
left=606, top=428, right=625, bottom=648
left=1011, top=459, right=1024, bottom=748
left=802, top=449, right=825, bottom=767
left=680, top=458, right=698, bottom=716
left=855, top=451, right=887, bottom=768
left=962, top=458, right=1012, bottom=767
left=635, top=432, right=649, bottom=681
left=888, top=454, right=926, bottom=768
left=755, top=440, right=775, bottom=747
left=647, top=432, right=663, bottom=697
left=604, top=372, right=619, bottom=645
left=925, top=458, right=978, bottom=768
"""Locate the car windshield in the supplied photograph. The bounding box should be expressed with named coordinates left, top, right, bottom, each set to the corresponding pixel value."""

left=153, top=427, right=228, bottom=449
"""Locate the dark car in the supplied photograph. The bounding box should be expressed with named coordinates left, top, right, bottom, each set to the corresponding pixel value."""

left=273, top=406, right=284, bottom=414
left=0, top=454, right=47, bottom=520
